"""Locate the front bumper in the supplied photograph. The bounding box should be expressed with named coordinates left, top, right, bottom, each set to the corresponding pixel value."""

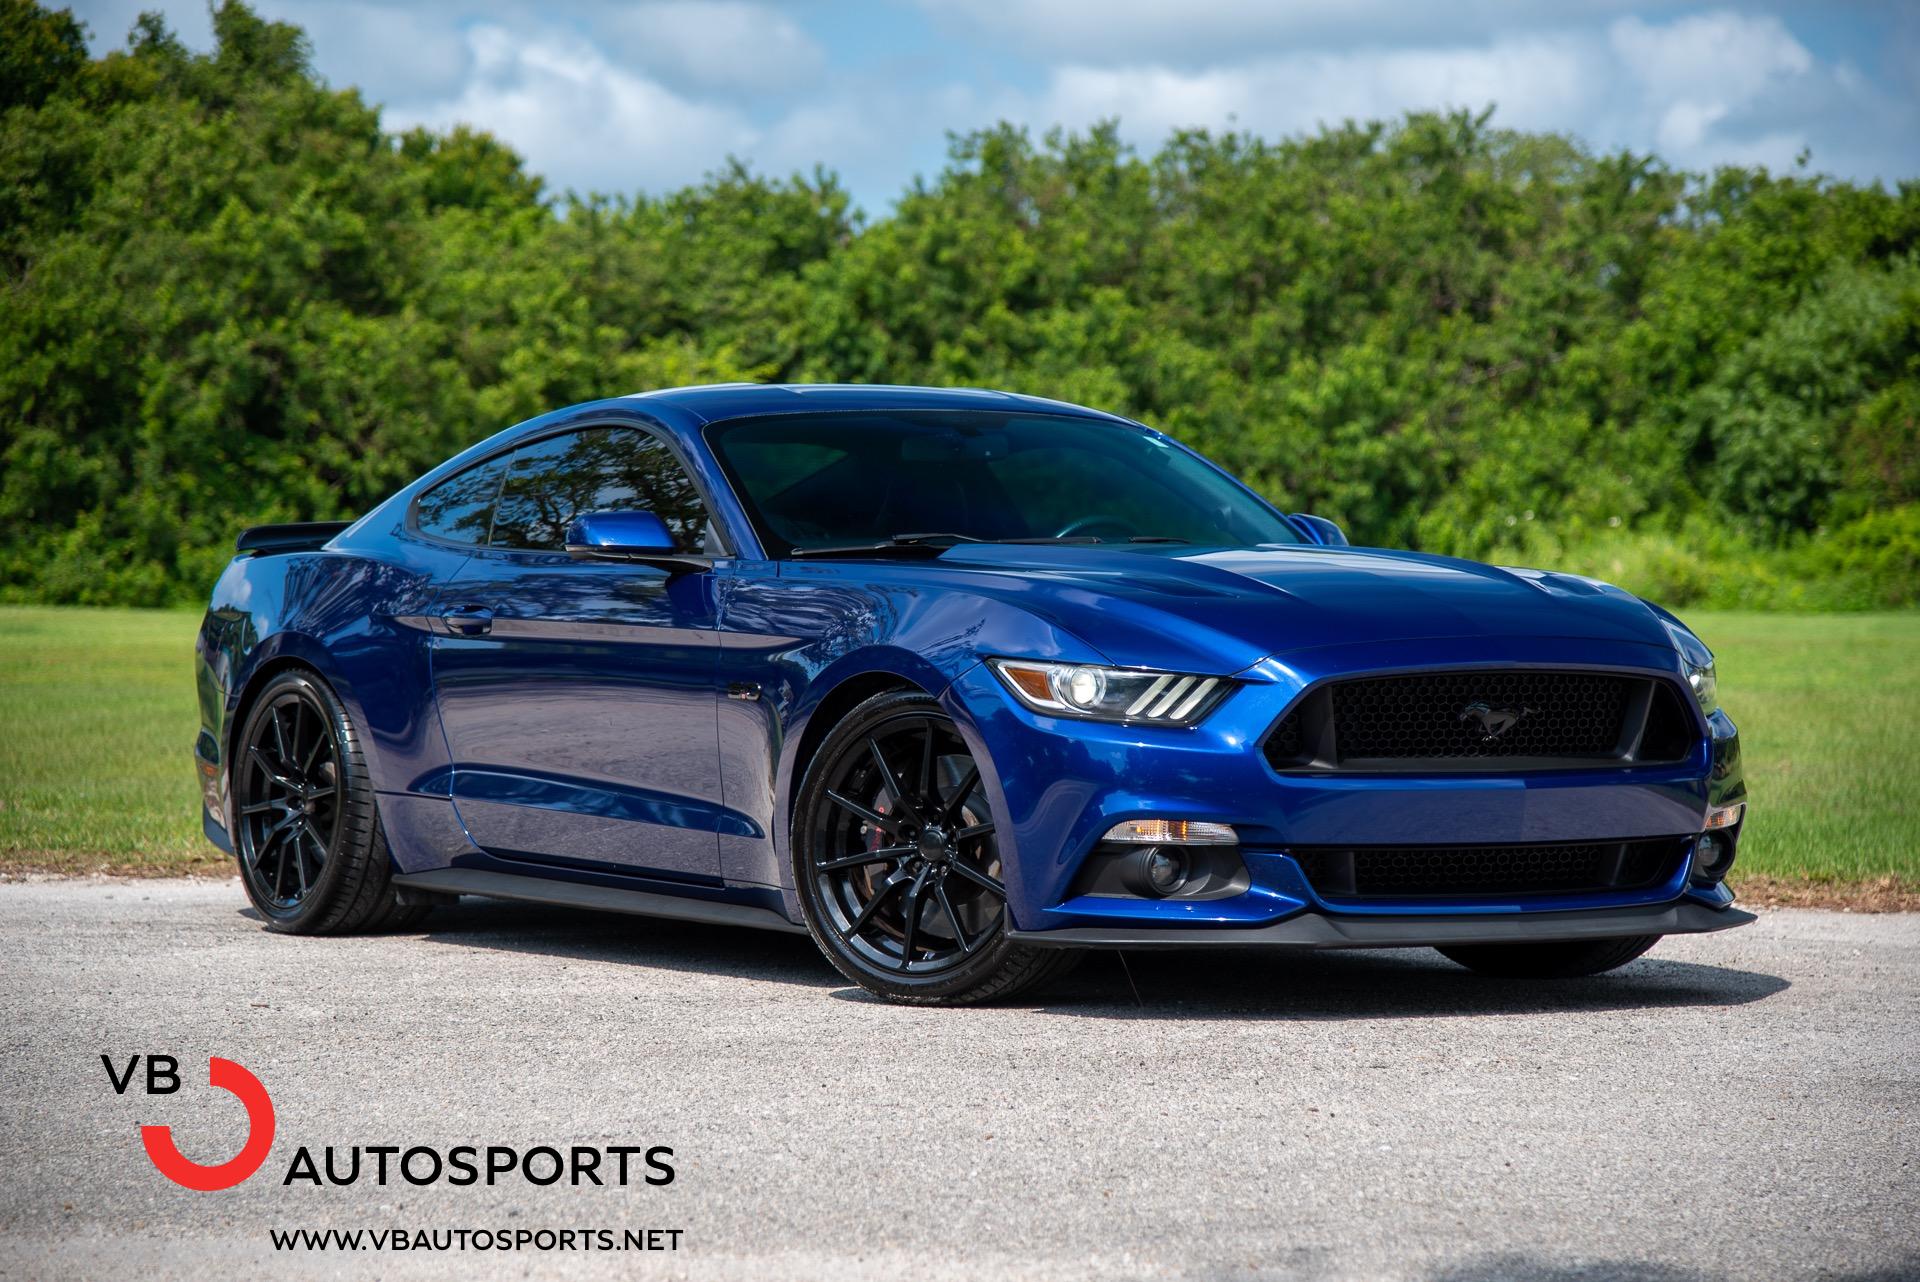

left=944, top=635, right=1749, bottom=937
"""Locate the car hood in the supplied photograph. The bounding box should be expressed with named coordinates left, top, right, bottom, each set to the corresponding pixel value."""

left=916, top=543, right=1679, bottom=674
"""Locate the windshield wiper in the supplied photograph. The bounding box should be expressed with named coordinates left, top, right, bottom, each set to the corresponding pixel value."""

left=788, top=532, right=978, bottom=559
left=788, top=532, right=1111, bottom=559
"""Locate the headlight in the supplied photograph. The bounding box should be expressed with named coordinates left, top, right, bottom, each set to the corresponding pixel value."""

left=989, top=659, right=1233, bottom=726
left=1661, top=619, right=1719, bottom=714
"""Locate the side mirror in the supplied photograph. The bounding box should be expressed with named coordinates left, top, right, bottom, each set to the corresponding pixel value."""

left=1289, top=513, right=1349, bottom=547
left=564, top=511, right=712, bottom=574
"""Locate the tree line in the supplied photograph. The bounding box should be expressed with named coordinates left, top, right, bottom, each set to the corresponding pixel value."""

left=2, top=1, right=1915, bottom=607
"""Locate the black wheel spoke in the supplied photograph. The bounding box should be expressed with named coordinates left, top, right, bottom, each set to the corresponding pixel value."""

left=896, top=866, right=931, bottom=969
left=248, top=746, right=299, bottom=795
left=843, top=871, right=909, bottom=938
left=271, top=828, right=292, bottom=898
left=934, top=879, right=980, bottom=954
left=941, top=764, right=980, bottom=822
left=917, top=725, right=936, bottom=808
left=815, top=844, right=914, bottom=872
left=866, top=738, right=916, bottom=822
left=954, top=821, right=994, bottom=843
left=239, top=800, right=281, bottom=816
left=301, top=723, right=328, bottom=774
left=826, top=789, right=899, bottom=834
left=947, top=858, right=1005, bottom=899
left=268, top=704, right=292, bottom=769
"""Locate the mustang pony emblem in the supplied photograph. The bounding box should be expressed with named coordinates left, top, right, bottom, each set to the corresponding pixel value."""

left=1458, top=701, right=1534, bottom=741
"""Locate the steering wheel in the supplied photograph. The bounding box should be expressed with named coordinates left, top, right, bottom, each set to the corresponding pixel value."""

left=1052, top=514, right=1134, bottom=541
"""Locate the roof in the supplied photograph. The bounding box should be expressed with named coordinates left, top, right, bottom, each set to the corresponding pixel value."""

left=623, top=383, right=1129, bottom=425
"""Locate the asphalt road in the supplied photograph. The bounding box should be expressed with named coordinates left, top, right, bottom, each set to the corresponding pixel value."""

left=0, top=878, right=1914, bottom=1281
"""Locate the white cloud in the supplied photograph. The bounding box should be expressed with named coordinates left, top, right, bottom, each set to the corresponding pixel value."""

left=66, top=1, right=1920, bottom=204
left=384, top=25, right=759, bottom=196
left=603, top=2, right=825, bottom=94
left=1013, top=10, right=1899, bottom=182
left=1026, top=34, right=1603, bottom=146
left=917, top=0, right=1674, bottom=63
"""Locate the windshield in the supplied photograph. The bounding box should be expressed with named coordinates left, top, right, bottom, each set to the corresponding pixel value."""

left=705, top=411, right=1301, bottom=556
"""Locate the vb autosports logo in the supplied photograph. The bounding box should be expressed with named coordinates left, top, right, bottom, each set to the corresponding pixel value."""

left=104, top=1053, right=673, bottom=1192
left=104, top=1053, right=275, bottom=1191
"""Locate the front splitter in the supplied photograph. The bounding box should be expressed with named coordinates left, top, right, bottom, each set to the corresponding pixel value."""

left=1008, top=900, right=1756, bottom=949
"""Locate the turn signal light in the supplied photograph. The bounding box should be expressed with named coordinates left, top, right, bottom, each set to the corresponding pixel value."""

left=1704, top=802, right=1745, bottom=831
left=1101, top=819, right=1238, bottom=846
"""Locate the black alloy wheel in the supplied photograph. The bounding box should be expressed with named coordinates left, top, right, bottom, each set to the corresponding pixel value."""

left=235, top=683, right=341, bottom=915
left=231, top=669, right=430, bottom=934
left=792, top=690, right=1080, bottom=1004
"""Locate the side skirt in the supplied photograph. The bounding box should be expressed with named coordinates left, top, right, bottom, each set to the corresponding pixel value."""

left=390, top=868, right=807, bottom=935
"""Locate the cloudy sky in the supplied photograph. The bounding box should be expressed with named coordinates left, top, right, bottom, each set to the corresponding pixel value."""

left=69, top=0, right=1920, bottom=212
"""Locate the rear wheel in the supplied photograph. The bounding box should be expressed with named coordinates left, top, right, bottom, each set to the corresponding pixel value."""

left=1435, top=934, right=1660, bottom=978
left=231, top=669, right=429, bottom=934
left=791, top=690, right=1079, bottom=1004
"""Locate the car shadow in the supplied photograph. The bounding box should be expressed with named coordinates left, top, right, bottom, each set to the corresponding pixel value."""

left=1421, top=1252, right=1918, bottom=1281
left=240, top=899, right=1790, bottom=1017
left=1016, top=945, right=1790, bottom=1021
left=238, top=898, right=842, bottom=992
left=412, top=898, right=842, bottom=990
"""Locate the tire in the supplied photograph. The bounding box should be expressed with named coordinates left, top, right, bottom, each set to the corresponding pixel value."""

left=1435, top=934, right=1661, bottom=978
left=791, top=690, right=1080, bottom=1005
left=230, top=668, right=431, bottom=935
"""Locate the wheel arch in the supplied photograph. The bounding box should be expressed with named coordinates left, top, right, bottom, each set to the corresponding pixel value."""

left=783, top=670, right=927, bottom=829
left=223, top=638, right=372, bottom=797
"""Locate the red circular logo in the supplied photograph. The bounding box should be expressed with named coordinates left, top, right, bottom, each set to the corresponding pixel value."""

left=140, top=1056, right=276, bottom=1191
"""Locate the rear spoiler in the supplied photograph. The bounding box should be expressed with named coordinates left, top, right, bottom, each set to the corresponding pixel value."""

left=235, top=521, right=353, bottom=555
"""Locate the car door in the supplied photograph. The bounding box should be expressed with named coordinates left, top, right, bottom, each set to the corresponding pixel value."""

left=431, top=424, right=727, bottom=883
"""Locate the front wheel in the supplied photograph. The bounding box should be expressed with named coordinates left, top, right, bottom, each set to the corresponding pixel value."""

left=791, top=690, right=1079, bottom=1005
left=1435, top=934, right=1661, bottom=978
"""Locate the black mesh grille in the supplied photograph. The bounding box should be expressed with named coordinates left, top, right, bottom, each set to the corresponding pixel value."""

left=1262, top=669, right=1700, bottom=771
left=1333, top=670, right=1630, bottom=760
left=1290, top=837, right=1688, bottom=899
left=1266, top=707, right=1304, bottom=761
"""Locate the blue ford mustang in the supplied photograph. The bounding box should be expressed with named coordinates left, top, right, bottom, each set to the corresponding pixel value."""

left=195, top=384, right=1751, bottom=1004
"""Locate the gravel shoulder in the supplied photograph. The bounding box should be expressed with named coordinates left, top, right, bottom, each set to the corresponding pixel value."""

left=0, top=878, right=1914, bottom=1281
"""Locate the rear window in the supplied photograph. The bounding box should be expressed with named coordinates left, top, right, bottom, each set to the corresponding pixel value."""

left=412, top=456, right=508, bottom=545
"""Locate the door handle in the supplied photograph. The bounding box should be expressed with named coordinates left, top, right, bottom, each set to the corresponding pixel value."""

left=440, top=604, right=494, bottom=636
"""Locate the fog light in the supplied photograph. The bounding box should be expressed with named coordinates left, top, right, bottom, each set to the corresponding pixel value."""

left=1101, top=819, right=1238, bottom=846
left=1691, top=833, right=1735, bottom=884
left=1119, top=846, right=1191, bottom=898
left=1145, top=848, right=1188, bottom=894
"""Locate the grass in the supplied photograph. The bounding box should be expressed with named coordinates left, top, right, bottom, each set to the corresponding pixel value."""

left=0, top=606, right=1914, bottom=900
left=1686, top=612, right=1918, bottom=901
left=0, top=606, right=217, bottom=873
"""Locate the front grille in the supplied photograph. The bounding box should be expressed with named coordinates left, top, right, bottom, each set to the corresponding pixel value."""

left=1290, top=837, right=1687, bottom=900
left=1263, top=668, right=1698, bottom=772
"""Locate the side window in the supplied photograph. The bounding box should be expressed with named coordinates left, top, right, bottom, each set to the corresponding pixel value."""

left=489, top=428, right=711, bottom=553
left=413, top=456, right=509, bottom=545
